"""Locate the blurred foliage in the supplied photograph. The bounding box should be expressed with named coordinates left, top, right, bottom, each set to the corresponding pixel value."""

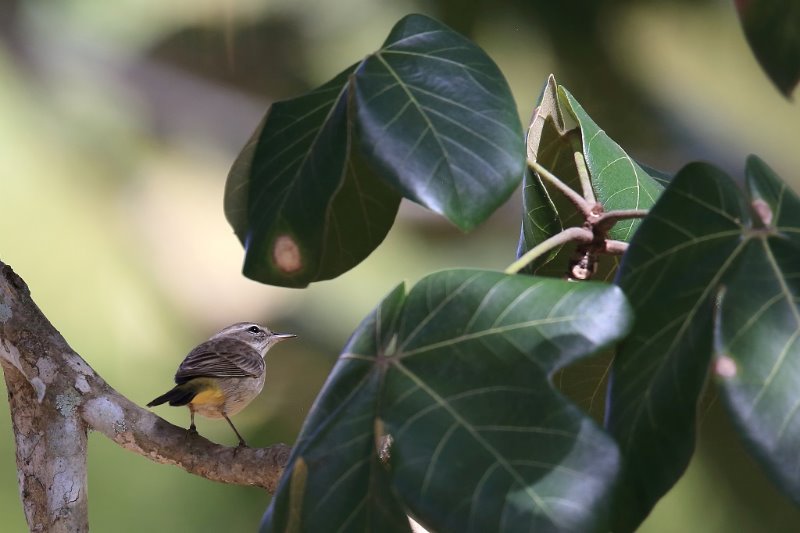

left=0, top=0, right=799, bottom=531
left=735, top=0, right=800, bottom=97
left=435, top=0, right=714, bottom=150
left=148, top=14, right=312, bottom=99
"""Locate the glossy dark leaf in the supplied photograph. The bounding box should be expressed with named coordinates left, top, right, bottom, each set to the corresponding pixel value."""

left=713, top=156, right=800, bottom=505
left=226, top=65, right=401, bottom=287
left=229, top=14, right=524, bottom=287
left=353, top=15, right=525, bottom=231
left=608, top=162, right=750, bottom=531
left=262, top=283, right=411, bottom=533
left=736, top=0, right=800, bottom=97
left=383, top=270, right=631, bottom=533
left=264, top=270, right=632, bottom=533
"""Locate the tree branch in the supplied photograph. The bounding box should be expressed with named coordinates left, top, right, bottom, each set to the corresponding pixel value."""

left=0, top=260, right=291, bottom=532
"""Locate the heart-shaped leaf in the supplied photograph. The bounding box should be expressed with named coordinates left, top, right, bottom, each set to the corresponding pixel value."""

left=608, top=161, right=754, bottom=530
left=226, top=65, right=401, bottom=287
left=263, top=270, right=633, bottom=532
left=735, top=0, right=800, bottom=97
left=353, top=15, right=525, bottom=231
left=228, top=14, right=524, bottom=287
left=713, top=156, right=800, bottom=505
left=383, top=271, right=630, bottom=533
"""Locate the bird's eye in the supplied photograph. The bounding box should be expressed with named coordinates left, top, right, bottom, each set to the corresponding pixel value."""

left=247, top=325, right=261, bottom=334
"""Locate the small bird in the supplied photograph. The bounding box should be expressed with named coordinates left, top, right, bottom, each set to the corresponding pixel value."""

left=147, top=322, right=295, bottom=446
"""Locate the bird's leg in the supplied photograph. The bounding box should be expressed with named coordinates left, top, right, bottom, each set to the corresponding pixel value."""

left=187, top=407, right=198, bottom=437
left=223, top=413, right=247, bottom=448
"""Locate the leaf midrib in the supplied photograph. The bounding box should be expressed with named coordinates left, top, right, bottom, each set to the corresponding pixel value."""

left=373, top=52, right=463, bottom=217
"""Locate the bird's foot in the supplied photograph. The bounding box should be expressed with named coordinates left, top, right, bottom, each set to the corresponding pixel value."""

left=233, top=439, right=248, bottom=455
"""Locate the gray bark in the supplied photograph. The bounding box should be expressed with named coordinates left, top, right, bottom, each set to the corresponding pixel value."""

left=0, top=261, right=290, bottom=532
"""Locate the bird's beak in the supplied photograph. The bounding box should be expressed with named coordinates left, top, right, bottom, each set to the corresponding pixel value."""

left=273, top=333, right=297, bottom=342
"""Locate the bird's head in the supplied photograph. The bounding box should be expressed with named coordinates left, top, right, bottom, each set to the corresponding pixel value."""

left=210, top=322, right=296, bottom=355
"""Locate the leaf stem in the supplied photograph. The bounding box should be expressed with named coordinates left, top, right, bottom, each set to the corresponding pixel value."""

left=598, top=209, right=649, bottom=223
left=604, top=240, right=629, bottom=255
left=529, top=159, right=594, bottom=219
left=505, top=226, right=593, bottom=274
left=569, top=137, right=596, bottom=205
left=595, top=209, right=649, bottom=232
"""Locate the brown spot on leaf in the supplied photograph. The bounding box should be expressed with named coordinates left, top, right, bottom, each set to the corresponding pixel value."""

left=272, top=235, right=302, bottom=273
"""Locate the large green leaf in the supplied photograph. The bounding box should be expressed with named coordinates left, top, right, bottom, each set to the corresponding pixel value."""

left=736, top=0, right=800, bottom=97
left=262, top=283, right=411, bottom=532
left=228, top=14, right=524, bottom=287
left=264, top=270, right=633, bottom=532
left=383, top=270, right=630, bottom=532
left=713, top=156, right=800, bottom=505
left=352, top=15, right=525, bottom=231
left=607, top=162, right=755, bottom=530
left=226, top=65, right=401, bottom=287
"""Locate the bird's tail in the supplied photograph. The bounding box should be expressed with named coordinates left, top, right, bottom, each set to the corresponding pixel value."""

left=147, top=384, right=198, bottom=407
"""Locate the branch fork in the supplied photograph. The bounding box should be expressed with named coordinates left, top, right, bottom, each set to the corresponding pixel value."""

left=506, top=156, right=649, bottom=277
left=0, top=262, right=291, bottom=532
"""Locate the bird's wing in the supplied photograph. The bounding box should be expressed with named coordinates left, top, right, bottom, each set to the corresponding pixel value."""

left=174, top=338, right=265, bottom=383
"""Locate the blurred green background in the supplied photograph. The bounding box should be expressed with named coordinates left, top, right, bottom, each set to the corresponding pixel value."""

left=1, top=0, right=800, bottom=531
